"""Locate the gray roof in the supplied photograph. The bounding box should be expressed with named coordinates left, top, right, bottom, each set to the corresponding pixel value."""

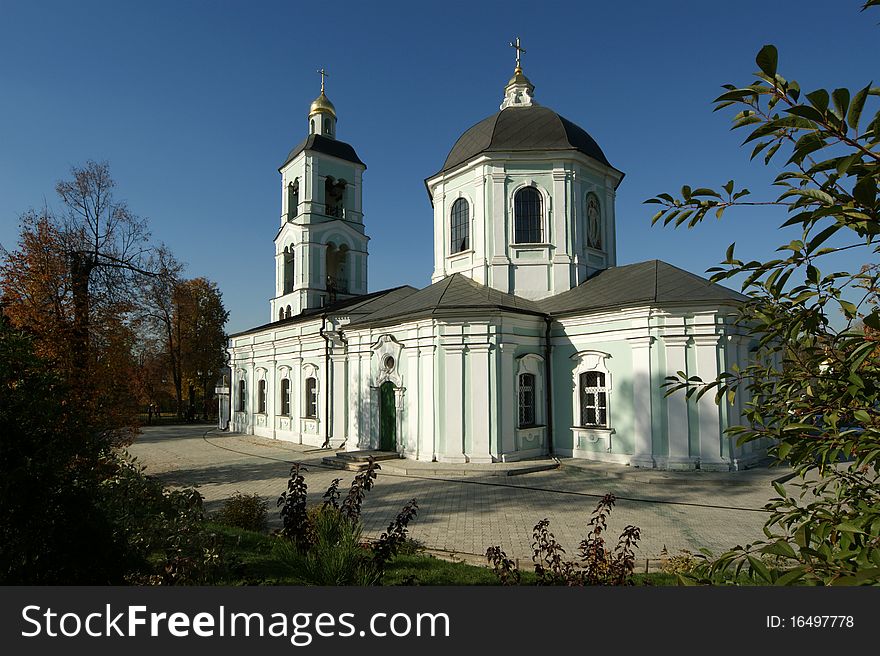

left=434, top=105, right=617, bottom=178
left=279, top=134, right=365, bottom=170
left=349, top=273, right=545, bottom=328
left=229, top=285, right=416, bottom=338
left=538, top=260, right=747, bottom=316
left=232, top=261, right=745, bottom=338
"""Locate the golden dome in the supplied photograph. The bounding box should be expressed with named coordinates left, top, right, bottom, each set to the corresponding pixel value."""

left=507, top=66, right=533, bottom=88
left=309, top=91, right=336, bottom=118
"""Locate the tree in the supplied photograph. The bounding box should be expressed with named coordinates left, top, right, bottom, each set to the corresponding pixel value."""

left=178, top=277, right=229, bottom=418
left=142, top=247, right=187, bottom=418
left=1, top=208, right=143, bottom=443
left=647, top=1, right=880, bottom=585
left=141, top=252, right=229, bottom=419
left=55, top=160, right=152, bottom=376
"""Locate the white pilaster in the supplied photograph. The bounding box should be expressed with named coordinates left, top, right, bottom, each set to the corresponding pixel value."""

left=467, top=343, right=493, bottom=463
left=473, top=168, right=487, bottom=284
left=346, top=348, right=361, bottom=451
left=331, top=353, right=347, bottom=445
left=694, top=334, right=725, bottom=470
left=441, top=343, right=467, bottom=463
left=406, top=345, right=420, bottom=459
left=418, top=345, right=435, bottom=461
left=628, top=336, right=654, bottom=468
left=489, top=170, right=508, bottom=291
left=664, top=337, right=692, bottom=469
left=499, top=343, right=517, bottom=457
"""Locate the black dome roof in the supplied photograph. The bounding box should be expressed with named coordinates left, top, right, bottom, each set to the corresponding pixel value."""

left=436, top=105, right=614, bottom=176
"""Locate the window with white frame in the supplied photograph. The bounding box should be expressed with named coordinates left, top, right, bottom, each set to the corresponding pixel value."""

left=304, top=377, right=318, bottom=418
left=237, top=379, right=246, bottom=412
left=579, top=371, right=608, bottom=427
left=514, top=186, right=543, bottom=244
left=280, top=378, right=290, bottom=415
left=571, top=350, right=612, bottom=432
left=515, top=353, right=544, bottom=428
left=518, top=373, right=536, bottom=427
left=450, top=197, right=469, bottom=253
left=257, top=379, right=267, bottom=414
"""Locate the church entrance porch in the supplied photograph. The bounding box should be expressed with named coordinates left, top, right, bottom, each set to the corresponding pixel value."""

left=379, top=381, right=397, bottom=451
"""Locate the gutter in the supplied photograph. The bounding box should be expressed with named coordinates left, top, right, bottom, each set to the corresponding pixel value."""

left=544, top=315, right=554, bottom=456
left=319, top=313, right=331, bottom=448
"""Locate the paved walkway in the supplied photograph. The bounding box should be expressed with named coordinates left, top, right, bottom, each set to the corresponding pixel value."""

left=127, top=425, right=793, bottom=565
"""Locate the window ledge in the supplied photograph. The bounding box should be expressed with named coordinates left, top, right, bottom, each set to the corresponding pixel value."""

left=447, top=249, right=474, bottom=259
left=510, top=242, right=552, bottom=249
left=572, top=426, right=614, bottom=449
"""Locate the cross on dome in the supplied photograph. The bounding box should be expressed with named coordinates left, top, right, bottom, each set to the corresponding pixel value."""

left=501, top=37, right=536, bottom=109
left=509, top=37, right=526, bottom=70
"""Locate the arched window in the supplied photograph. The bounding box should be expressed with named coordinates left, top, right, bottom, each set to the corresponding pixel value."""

left=579, top=371, right=608, bottom=427
left=278, top=308, right=284, bottom=321
left=288, top=179, right=299, bottom=219
left=304, top=377, right=318, bottom=418
left=237, top=379, right=246, bottom=412
left=310, top=119, right=315, bottom=133
left=257, top=379, right=267, bottom=414
left=325, top=177, right=345, bottom=218
left=280, top=378, right=290, bottom=415
left=586, top=193, right=602, bottom=250
left=518, top=373, right=536, bottom=427
left=323, top=118, right=331, bottom=135
left=514, top=187, right=543, bottom=244
left=285, top=305, right=292, bottom=319
left=283, top=246, right=294, bottom=294
left=450, top=198, right=469, bottom=254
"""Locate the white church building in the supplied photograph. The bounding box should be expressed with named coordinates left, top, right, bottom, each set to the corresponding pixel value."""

left=227, top=53, right=764, bottom=471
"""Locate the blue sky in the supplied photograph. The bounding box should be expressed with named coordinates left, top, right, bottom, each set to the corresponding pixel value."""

left=1, top=0, right=877, bottom=333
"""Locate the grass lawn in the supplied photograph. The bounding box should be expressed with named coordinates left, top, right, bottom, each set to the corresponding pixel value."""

left=207, top=523, right=678, bottom=586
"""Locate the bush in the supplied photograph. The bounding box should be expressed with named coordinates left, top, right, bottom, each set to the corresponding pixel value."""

left=486, top=493, right=642, bottom=586
left=215, top=493, right=268, bottom=532
left=274, top=458, right=419, bottom=585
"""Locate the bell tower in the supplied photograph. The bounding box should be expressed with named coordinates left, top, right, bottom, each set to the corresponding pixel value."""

left=272, top=70, right=369, bottom=321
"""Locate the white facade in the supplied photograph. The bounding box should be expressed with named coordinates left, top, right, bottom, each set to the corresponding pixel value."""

left=227, top=66, right=765, bottom=472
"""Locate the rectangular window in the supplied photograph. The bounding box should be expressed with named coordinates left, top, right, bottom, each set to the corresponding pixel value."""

left=280, top=378, right=290, bottom=415
left=238, top=380, right=246, bottom=412
left=258, top=379, right=267, bottom=414
left=305, top=377, right=318, bottom=419
left=580, top=371, right=607, bottom=427
left=518, top=373, right=536, bottom=427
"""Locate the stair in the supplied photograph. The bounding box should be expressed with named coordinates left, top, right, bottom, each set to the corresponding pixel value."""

left=322, top=449, right=402, bottom=472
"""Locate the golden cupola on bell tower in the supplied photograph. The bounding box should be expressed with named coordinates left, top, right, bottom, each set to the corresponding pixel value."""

left=309, top=68, right=337, bottom=139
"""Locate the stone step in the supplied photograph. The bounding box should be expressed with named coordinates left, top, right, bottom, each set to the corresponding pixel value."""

left=334, top=450, right=402, bottom=463
left=322, top=457, right=371, bottom=472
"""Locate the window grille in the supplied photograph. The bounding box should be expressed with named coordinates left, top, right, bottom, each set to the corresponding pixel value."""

left=579, top=371, right=608, bottom=427
left=258, top=379, right=267, bottom=414
left=514, top=187, right=543, bottom=244
left=518, top=373, right=536, bottom=427
left=280, top=378, right=290, bottom=415
left=450, top=198, right=469, bottom=253
left=305, top=377, right=318, bottom=418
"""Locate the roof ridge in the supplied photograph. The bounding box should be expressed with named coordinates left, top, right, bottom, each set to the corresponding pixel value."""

left=434, top=274, right=459, bottom=307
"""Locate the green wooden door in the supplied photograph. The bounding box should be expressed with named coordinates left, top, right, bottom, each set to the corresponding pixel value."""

left=380, top=382, right=396, bottom=451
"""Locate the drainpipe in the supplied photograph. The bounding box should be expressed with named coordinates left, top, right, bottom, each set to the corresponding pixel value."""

left=320, top=314, right=331, bottom=448
left=544, top=316, right=554, bottom=456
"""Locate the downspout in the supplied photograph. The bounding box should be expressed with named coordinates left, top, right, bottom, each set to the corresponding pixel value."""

left=544, top=315, right=554, bottom=456
left=320, top=313, right=331, bottom=448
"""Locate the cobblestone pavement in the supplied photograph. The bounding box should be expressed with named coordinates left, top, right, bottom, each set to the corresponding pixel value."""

left=127, top=425, right=792, bottom=564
